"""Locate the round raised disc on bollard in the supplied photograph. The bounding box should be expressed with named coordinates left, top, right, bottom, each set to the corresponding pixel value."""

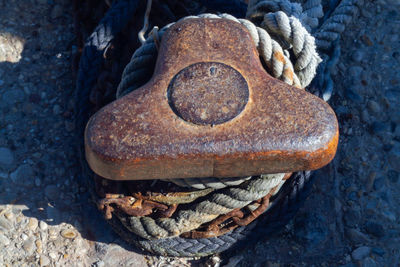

left=168, top=62, right=249, bottom=125
left=85, top=18, right=339, bottom=181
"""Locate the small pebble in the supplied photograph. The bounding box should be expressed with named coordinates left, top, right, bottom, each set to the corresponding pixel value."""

left=28, top=217, right=38, bottom=231
left=352, top=246, right=371, bottom=261
left=23, top=238, right=36, bottom=255
left=48, top=228, right=58, bottom=239
left=345, top=228, right=370, bottom=244
left=0, top=147, right=14, bottom=170
left=367, top=100, right=381, bottom=114
left=53, top=104, right=62, bottom=115
left=361, top=257, right=378, bottom=267
left=61, top=229, right=77, bottom=239
left=0, top=233, right=10, bottom=246
left=48, top=251, right=57, bottom=259
left=388, top=147, right=400, bottom=172
left=21, top=233, right=28, bottom=241
left=40, top=255, right=50, bottom=266
left=39, top=221, right=48, bottom=231
left=0, top=217, right=12, bottom=230
left=4, top=211, right=13, bottom=220
left=35, top=177, right=42, bottom=186
left=351, top=50, right=364, bottom=63
left=36, top=239, right=42, bottom=253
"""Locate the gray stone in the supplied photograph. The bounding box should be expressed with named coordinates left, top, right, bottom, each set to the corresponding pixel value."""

left=23, top=237, right=36, bottom=255
left=367, top=100, right=381, bottom=114
left=45, top=185, right=59, bottom=200
left=0, top=217, right=12, bottom=230
left=40, top=255, right=50, bottom=266
left=388, top=147, right=400, bottom=172
left=35, top=177, right=41, bottom=186
left=0, top=147, right=14, bottom=170
left=39, top=220, right=48, bottom=231
left=352, top=50, right=364, bottom=63
left=10, top=164, right=34, bottom=186
left=53, top=104, right=62, bottom=115
left=361, top=257, right=378, bottom=267
left=351, top=246, right=371, bottom=261
left=0, top=233, right=10, bottom=246
left=345, top=228, right=371, bottom=244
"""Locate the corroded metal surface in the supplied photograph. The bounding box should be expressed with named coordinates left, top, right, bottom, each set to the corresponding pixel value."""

left=85, top=18, right=339, bottom=181
left=168, top=62, right=249, bottom=125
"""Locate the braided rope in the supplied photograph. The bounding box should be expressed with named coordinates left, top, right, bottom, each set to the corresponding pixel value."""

left=163, top=176, right=252, bottom=190
left=76, top=0, right=141, bottom=131
left=106, top=171, right=313, bottom=257
left=247, top=0, right=323, bottom=32
left=117, top=174, right=285, bottom=239
left=314, top=0, right=362, bottom=50
left=261, top=11, right=322, bottom=87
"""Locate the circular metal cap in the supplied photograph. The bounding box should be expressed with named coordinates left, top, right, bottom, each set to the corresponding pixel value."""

left=168, top=62, right=249, bottom=125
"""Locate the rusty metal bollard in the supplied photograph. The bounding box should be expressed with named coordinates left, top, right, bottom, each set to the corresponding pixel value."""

left=85, top=18, right=339, bottom=181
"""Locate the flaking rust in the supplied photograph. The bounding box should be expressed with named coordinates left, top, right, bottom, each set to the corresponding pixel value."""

left=85, top=18, right=339, bottom=181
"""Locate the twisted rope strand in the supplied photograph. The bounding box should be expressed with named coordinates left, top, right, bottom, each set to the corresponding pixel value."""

left=261, top=11, right=322, bottom=86
left=118, top=174, right=285, bottom=239
left=314, top=0, right=362, bottom=50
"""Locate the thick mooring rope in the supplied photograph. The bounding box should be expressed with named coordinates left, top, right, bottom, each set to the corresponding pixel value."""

left=75, top=0, right=360, bottom=257
left=118, top=174, right=285, bottom=239
left=106, top=171, right=313, bottom=257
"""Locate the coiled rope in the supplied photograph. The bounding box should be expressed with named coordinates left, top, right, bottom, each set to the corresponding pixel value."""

left=75, top=0, right=360, bottom=257
left=118, top=174, right=285, bottom=239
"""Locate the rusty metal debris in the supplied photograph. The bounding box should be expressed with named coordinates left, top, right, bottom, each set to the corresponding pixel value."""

left=181, top=183, right=281, bottom=238
left=98, top=194, right=170, bottom=219
left=97, top=178, right=283, bottom=238
left=85, top=18, right=339, bottom=181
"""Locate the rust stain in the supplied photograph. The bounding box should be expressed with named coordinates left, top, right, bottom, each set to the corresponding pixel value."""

left=273, top=51, right=285, bottom=64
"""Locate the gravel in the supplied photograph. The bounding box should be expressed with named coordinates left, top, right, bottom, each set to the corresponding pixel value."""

left=0, top=0, right=399, bottom=266
left=0, top=147, right=14, bottom=170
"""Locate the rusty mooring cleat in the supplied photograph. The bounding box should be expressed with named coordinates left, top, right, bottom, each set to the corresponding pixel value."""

left=85, top=18, right=339, bottom=181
